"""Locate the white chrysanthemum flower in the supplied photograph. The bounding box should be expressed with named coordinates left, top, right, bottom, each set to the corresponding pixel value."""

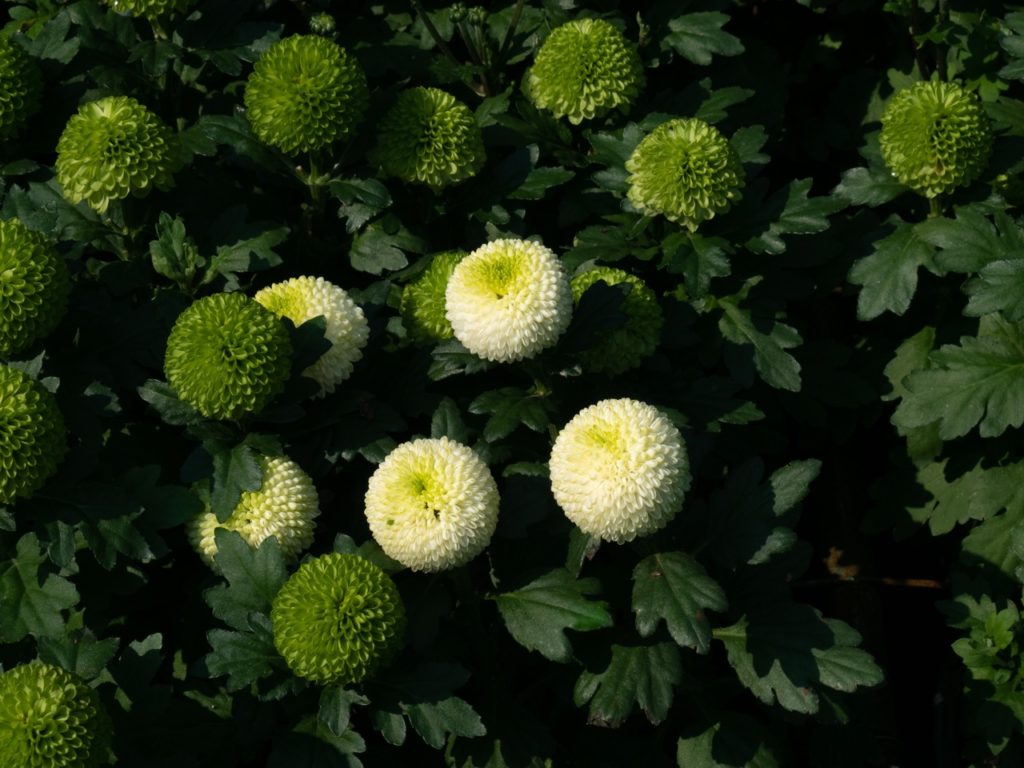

left=445, top=238, right=572, bottom=363
left=255, top=276, right=369, bottom=396
left=364, top=437, right=499, bottom=572
left=549, top=398, right=690, bottom=543
left=189, top=455, right=320, bottom=567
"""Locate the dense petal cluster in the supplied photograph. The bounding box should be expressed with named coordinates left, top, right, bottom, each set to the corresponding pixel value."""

left=626, top=118, right=744, bottom=230
left=0, top=662, right=111, bottom=768
left=271, top=553, right=405, bottom=685
left=446, top=239, right=572, bottom=362
left=373, top=87, right=485, bottom=191
left=255, top=276, right=369, bottom=396
left=244, top=35, right=368, bottom=154
left=189, top=455, right=320, bottom=567
left=164, top=293, right=292, bottom=421
left=880, top=80, right=992, bottom=199
left=103, top=0, right=195, bottom=19
left=364, top=437, right=499, bottom=572
left=570, top=267, right=662, bottom=374
left=0, top=36, right=41, bottom=140
left=549, top=398, right=689, bottom=543
left=527, top=18, right=644, bottom=124
left=0, top=365, right=66, bottom=505
left=400, top=251, right=466, bottom=341
left=55, top=96, right=177, bottom=214
left=0, top=219, right=71, bottom=358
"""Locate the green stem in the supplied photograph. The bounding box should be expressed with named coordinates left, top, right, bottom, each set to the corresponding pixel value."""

left=936, top=0, right=949, bottom=81
left=929, top=196, right=943, bottom=218
left=497, top=0, right=526, bottom=62
left=409, top=0, right=461, bottom=67
left=308, top=151, right=323, bottom=207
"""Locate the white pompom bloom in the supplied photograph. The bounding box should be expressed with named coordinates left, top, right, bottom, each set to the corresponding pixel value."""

left=549, top=398, right=690, bottom=543
left=364, top=437, right=499, bottom=572
left=445, top=238, right=572, bottom=362
left=189, top=455, right=320, bottom=567
left=255, top=276, right=369, bottom=396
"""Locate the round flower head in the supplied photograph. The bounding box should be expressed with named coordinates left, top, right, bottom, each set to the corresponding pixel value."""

left=527, top=18, right=644, bottom=124
left=271, top=553, right=406, bottom=686
left=0, top=36, right=42, bottom=141
left=880, top=80, right=993, bottom=199
left=400, top=251, right=466, bottom=342
left=244, top=35, right=368, bottom=154
left=189, top=455, right=320, bottom=568
left=626, top=118, right=744, bottom=230
left=549, top=398, right=689, bottom=543
left=0, top=662, right=111, bottom=768
left=0, top=219, right=71, bottom=359
left=373, top=87, right=485, bottom=191
left=255, top=276, right=369, bottom=396
left=570, top=267, right=662, bottom=375
left=364, top=437, right=500, bottom=572
left=164, top=292, right=292, bottom=421
left=0, top=365, right=66, bottom=505
left=55, top=96, right=178, bottom=214
left=102, top=0, right=195, bottom=19
left=446, top=238, right=572, bottom=363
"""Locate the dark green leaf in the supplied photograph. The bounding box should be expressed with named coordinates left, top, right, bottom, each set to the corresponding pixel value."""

left=663, top=12, right=744, bottom=65
left=832, top=167, right=905, bottom=207
left=405, top=696, right=486, bottom=749
left=574, top=643, right=681, bottom=726
left=205, top=531, right=287, bottom=631
left=848, top=222, right=934, bottom=320
left=206, top=614, right=279, bottom=691
left=718, top=299, right=802, bottom=391
left=350, top=216, right=425, bottom=275
left=209, top=442, right=264, bottom=522
left=916, top=207, right=1024, bottom=273
left=137, top=379, right=203, bottom=426
left=0, top=534, right=78, bottom=643
left=963, top=259, right=1024, bottom=320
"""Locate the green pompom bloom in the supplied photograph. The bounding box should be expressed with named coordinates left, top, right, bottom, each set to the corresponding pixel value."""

left=571, top=267, right=662, bottom=374
left=0, top=365, right=66, bottom=505
left=0, top=662, right=112, bottom=768
left=102, top=0, right=194, bottom=19
left=626, top=118, right=744, bottom=230
left=0, top=219, right=71, bottom=359
left=271, top=553, right=406, bottom=686
left=400, top=251, right=466, bottom=341
left=880, top=80, right=992, bottom=199
left=55, top=96, right=178, bottom=214
left=164, top=293, right=292, bottom=421
left=0, top=36, right=42, bottom=140
left=527, top=18, right=644, bottom=125
left=244, top=35, right=368, bottom=154
left=373, top=88, right=485, bottom=191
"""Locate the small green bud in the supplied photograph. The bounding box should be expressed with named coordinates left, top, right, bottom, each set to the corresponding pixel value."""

left=103, top=0, right=195, bottom=19
left=309, top=13, right=336, bottom=36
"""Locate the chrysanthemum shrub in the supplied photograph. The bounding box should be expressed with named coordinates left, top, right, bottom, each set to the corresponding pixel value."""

left=0, top=662, right=111, bottom=768
left=271, top=553, right=406, bottom=685
left=364, top=437, right=500, bottom=572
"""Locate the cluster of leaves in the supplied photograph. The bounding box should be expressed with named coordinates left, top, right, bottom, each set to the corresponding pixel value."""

left=0, top=0, right=1021, bottom=766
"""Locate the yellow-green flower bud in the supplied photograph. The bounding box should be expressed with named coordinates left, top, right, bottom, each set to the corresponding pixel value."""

left=0, top=365, right=67, bottom=505
left=0, top=662, right=111, bottom=768
left=626, top=118, right=744, bottom=230
left=0, top=219, right=71, bottom=359
left=400, top=251, right=466, bottom=342
left=373, top=87, right=486, bottom=191
left=880, top=80, right=992, bottom=199
left=55, top=96, right=178, bottom=213
left=164, top=293, right=292, bottom=421
left=527, top=18, right=644, bottom=124
left=103, top=0, right=195, bottom=19
left=271, top=553, right=406, bottom=686
left=244, top=35, right=368, bottom=154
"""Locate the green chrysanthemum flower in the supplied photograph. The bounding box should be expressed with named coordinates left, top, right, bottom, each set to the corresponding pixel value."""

left=0, top=365, right=66, bottom=505
left=373, top=87, right=485, bottom=191
left=549, top=398, right=689, bottom=543
left=527, top=18, right=645, bottom=124
left=189, top=455, right=320, bottom=568
left=0, top=662, right=111, bottom=768
left=571, top=267, right=662, bottom=374
left=255, top=276, right=369, bottom=397
left=55, top=96, right=178, bottom=214
left=271, top=553, right=406, bottom=686
left=625, top=118, right=744, bottom=230
left=102, top=0, right=195, bottom=19
left=164, top=293, right=292, bottom=421
left=400, top=251, right=466, bottom=341
left=364, top=437, right=500, bottom=572
left=244, top=35, right=368, bottom=154
left=0, top=219, right=71, bottom=359
left=446, top=238, right=573, bottom=362
left=0, top=36, right=42, bottom=141
left=880, top=80, right=993, bottom=199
